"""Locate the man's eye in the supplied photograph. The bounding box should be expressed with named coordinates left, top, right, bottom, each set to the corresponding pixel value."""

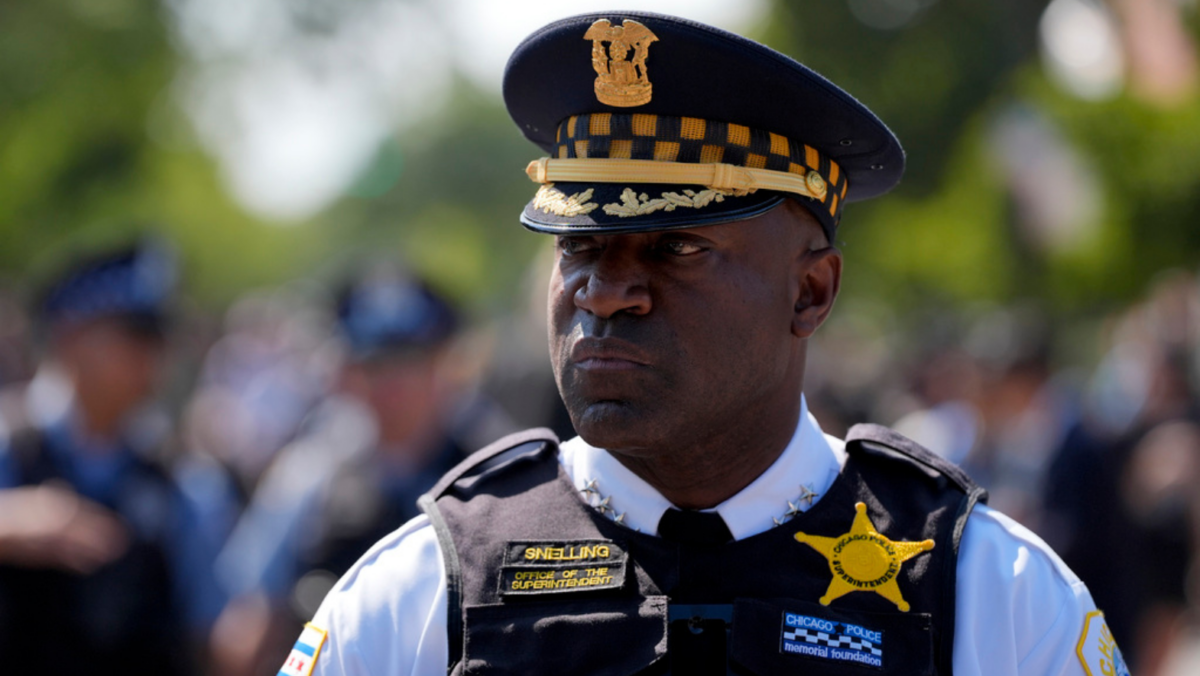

left=660, top=240, right=705, bottom=256
left=557, top=237, right=598, bottom=255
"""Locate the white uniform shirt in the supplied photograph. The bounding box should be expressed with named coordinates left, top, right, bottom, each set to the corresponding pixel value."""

left=297, top=398, right=1108, bottom=676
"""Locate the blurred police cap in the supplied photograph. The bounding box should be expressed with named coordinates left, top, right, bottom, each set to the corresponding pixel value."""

left=335, top=263, right=459, bottom=360
left=40, top=238, right=177, bottom=337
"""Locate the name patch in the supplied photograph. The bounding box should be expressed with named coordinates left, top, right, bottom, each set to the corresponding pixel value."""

left=780, top=611, right=883, bottom=668
left=499, top=540, right=626, bottom=597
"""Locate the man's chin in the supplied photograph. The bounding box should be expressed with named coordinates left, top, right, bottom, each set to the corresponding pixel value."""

left=571, top=400, right=666, bottom=453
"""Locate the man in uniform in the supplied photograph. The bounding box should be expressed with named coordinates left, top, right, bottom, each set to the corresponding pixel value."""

left=0, top=241, right=202, bottom=674
left=217, top=264, right=468, bottom=612
left=217, top=264, right=512, bottom=676
left=281, top=12, right=1126, bottom=676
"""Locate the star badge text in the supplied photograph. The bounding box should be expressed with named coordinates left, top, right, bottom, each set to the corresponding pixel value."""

left=793, top=502, right=934, bottom=612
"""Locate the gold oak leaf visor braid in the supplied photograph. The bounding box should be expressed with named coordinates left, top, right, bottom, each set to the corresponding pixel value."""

left=520, top=114, right=849, bottom=238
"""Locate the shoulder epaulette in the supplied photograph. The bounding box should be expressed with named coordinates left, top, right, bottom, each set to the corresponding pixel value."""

left=425, top=427, right=559, bottom=500
left=845, top=423, right=980, bottom=496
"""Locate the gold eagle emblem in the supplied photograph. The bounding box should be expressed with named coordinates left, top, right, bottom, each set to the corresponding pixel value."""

left=584, top=19, right=658, bottom=107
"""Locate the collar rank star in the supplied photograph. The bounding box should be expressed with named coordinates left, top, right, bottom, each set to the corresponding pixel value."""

left=585, top=19, right=658, bottom=106
left=794, top=502, right=934, bottom=612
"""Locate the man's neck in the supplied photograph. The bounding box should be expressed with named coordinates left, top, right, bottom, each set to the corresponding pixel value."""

left=607, top=402, right=803, bottom=510
left=72, top=404, right=127, bottom=446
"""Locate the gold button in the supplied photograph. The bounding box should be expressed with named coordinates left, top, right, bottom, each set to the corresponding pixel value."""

left=806, top=171, right=828, bottom=200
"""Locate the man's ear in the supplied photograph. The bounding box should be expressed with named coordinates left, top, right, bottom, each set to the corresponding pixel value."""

left=792, top=247, right=842, bottom=339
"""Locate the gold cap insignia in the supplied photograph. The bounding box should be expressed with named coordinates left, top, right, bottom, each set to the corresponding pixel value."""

left=584, top=19, right=658, bottom=107
left=793, top=502, right=934, bottom=612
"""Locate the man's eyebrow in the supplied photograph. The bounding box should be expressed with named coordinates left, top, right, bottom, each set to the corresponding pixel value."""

left=657, top=231, right=716, bottom=243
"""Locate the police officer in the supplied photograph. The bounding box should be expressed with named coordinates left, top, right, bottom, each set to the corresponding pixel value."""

left=307, top=265, right=474, bottom=577
left=218, top=264, right=507, bottom=676
left=281, top=12, right=1126, bottom=676
left=0, top=241, right=198, bottom=675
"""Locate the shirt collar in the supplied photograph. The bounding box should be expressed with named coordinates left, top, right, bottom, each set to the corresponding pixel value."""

left=559, top=395, right=847, bottom=540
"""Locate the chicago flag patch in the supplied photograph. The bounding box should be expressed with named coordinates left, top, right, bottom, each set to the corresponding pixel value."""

left=278, top=623, right=328, bottom=676
left=780, top=611, right=884, bottom=668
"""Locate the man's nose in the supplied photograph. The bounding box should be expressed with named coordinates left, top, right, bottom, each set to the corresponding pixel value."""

left=573, top=253, right=652, bottom=319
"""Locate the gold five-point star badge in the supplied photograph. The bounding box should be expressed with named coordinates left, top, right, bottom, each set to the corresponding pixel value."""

left=793, top=502, right=934, bottom=612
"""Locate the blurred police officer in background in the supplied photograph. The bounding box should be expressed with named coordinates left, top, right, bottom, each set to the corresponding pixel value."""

left=213, top=262, right=512, bottom=676
left=0, top=240, right=204, bottom=675
left=282, top=11, right=1127, bottom=676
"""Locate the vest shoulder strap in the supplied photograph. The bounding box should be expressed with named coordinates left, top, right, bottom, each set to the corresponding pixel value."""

left=845, top=423, right=983, bottom=497
left=424, top=427, right=559, bottom=500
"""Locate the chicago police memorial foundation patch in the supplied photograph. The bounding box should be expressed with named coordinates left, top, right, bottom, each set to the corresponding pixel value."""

left=498, top=540, right=627, bottom=597
left=780, top=611, right=885, bottom=668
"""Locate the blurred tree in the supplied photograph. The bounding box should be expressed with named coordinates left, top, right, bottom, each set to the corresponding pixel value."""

left=4, top=0, right=1200, bottom=323
left=766, top=0, right=1200, bottom=320
left=0, top=1, right=326, bottom=307
left=766, top=0, right=1046, bottom=196
left=328, top=82, right=547, bottom=311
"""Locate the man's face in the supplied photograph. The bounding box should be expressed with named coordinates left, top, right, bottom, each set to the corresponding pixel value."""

left=341, top=347, right=447, bottom=447
left=58, top=317, right=165, bottom=419
left=548, top=201, right=833, bottom=456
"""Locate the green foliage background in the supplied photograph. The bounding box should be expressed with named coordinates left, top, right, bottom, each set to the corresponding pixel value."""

left=766, top=0, right=1200, bottom=316
left=3, top=0, right=1199, bottom=332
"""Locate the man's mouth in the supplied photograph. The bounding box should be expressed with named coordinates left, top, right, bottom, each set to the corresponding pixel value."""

left=569, top=337, right=651, bottom=371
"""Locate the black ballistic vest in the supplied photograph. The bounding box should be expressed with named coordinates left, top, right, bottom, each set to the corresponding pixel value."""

left=420, top=425, right=986, bottom=676
left=0, top=428, right=188, bottom=676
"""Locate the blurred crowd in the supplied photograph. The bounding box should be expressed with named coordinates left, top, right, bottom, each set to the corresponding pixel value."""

left=0, top=238, right=1198, bottom=675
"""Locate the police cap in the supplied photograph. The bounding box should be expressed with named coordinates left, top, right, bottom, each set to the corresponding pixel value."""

left=336, top=266, right=459, bottom=359
left=505, top=11, right=905, bottom=241
left=41, top=240, right=177, bottom=335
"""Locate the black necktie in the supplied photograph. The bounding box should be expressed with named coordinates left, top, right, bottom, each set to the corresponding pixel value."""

left=657, top=508, right=734, bottom=546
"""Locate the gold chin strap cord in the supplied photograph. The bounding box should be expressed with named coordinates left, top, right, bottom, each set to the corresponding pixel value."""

left=525, top=157, right=831, bottom=202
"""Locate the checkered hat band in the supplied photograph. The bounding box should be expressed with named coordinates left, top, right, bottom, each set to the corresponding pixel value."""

left=553, top=113, right=848, bottom=219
